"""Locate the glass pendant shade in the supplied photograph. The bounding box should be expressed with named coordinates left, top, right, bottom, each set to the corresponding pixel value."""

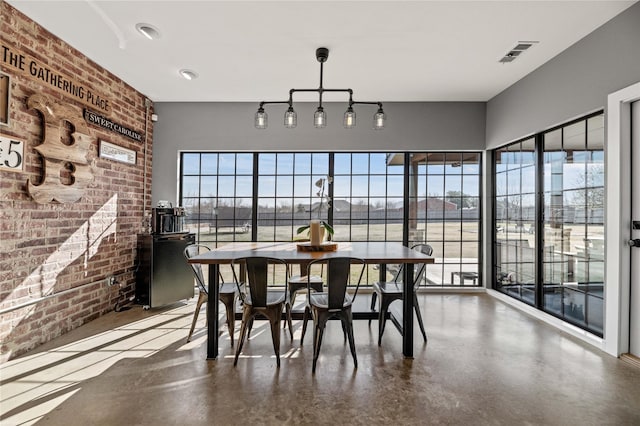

left=343, top=107, right=356, bottom=129
left=284, top=106, right=297, bottom=128
left=314, top=107, right=327, bottom=128
left=373, top=108, right=386, bottom=130
left=255, top=108, right=268, bottom=129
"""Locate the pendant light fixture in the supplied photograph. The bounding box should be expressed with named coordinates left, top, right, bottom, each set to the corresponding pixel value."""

left=255, top=47, right=385, bottom=130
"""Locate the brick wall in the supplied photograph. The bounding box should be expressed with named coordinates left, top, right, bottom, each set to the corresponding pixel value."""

left=0, top=2, right=153, bottom=363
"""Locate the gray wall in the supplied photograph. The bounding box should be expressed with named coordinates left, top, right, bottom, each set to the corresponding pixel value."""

left=486, top=1, right=640, bottom=148
left=152, top=101, right=485, bottom=204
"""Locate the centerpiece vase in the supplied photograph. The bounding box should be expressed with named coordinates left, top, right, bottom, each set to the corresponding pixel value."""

left=309, top=220, right=323, bottom=246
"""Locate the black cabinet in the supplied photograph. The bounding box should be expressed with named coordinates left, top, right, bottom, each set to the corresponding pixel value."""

left=136, top=233, right=195, bottom=309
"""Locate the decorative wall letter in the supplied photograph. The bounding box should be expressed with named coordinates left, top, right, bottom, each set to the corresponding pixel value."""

left=27, top=94, right=95, bottom=203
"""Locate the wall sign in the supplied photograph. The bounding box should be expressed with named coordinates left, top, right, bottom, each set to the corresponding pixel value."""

left=84, top=109, right=143, bottom=142
left=0, top=71, right=9, bottom=125
left=99, top=140, right=137, bottom=165
left=27, top=94, right=95, bottom=204
left=1, top=43, right=110, bottom=113
left=0, top=134, right=24, bottom=172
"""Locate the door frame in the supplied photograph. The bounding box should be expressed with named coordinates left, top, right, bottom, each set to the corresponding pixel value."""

left=605, top=81, right=640, bottom=356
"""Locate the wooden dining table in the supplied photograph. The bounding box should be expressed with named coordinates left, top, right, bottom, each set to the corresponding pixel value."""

left=187, top=241, right=434, bottom=360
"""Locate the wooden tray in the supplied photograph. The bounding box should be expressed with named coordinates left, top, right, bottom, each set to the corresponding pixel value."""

left=296, top=242, right=338, bottom=252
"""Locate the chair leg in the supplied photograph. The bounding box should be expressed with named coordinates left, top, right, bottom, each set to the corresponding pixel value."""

left=343, top=310, right=357, bottom=369
left=300, top=306, right=310, bottom=345
left=187, top=292, right=206, bottom=343
left=247, top=316, right=254, bottom=338
left=413, top=294, right=427, bottom=342
left=378, top=297, right=393, bottom=346
left=234, top=308, right=252, bottom=367
left=285, top=302, right=294, bottom=340
left=312, top=319, right=326, bottom=374
left=220, top=293, right=235, bottom=347
left=268, top=305, right=282, bottom=368
left=368, top=291, right=378, bottom=326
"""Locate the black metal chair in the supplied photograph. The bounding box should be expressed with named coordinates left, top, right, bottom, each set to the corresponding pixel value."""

left=231, top=256, right=289, bottom=367
left=370, top=243, right=432, bottom=346
left=183, top=244, right=237, bottom=346
left=300, top=257, right=365, bottom=373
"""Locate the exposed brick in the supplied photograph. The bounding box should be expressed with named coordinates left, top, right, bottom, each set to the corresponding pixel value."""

left=1, top=2, right=151, bottom=363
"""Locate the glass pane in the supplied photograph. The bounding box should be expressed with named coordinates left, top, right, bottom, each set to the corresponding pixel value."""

left=387, top=175, right=403, bottom=196
left=333, top=176, right=351, bottom=197
left=182, top=176, right=199, bottom=197
left=235, top=176, right=252, bottom=197
left=334, top=153, right=351, bottom=174
left=369, top=175, right=386, bottom=197
left=427, top=175, right=445, bottom=197
left=259, top=153, right=276, bottom=174
left=352, top=153, right=369, bottom=174
left=312, top=153, right=329, bottom=175
left=351, top=176, right=369, bottom=196
left=201, top=153, right=219, bottom=174
left=277, top=153, right=294, bottom=174
left=236, top=154, right=253, bottom=174
left=182, top=153, right=201, bottom=175
left=200, top=176, right=216, bottom=197
left=294, top=153, right=312, bottom=173
left=218, top=176, right=235, bottom=197
left=294, top=175, right=311, bottom=197
left=276, top=175, right=293, bottom=197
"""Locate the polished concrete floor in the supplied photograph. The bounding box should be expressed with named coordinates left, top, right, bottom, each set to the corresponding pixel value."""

left=2, top=293, right=639, bottom=425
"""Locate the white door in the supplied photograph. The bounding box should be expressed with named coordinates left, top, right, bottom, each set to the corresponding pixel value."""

left=631, top=100, right=640, bottom=357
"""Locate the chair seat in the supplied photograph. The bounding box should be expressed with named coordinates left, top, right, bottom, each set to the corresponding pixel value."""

left=244, top=290, right=286, bottom=306
left=372, top=281, right=403, bottom=296
left=219, top=282, right=237, bottom=295
left=289, top=274, right=323, bottom=284
left=309, top=292, right=353, bottom=310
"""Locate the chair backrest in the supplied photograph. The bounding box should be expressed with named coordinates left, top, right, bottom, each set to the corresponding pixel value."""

left=232, top=256, right=288, bottom=307
left=392, top=243, right=433, bottom=289
left=184, top=244, right=210, bottom=295
left=307, top=257, right=365, bottom=310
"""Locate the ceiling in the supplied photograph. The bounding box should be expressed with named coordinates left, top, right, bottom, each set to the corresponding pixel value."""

left=6, top=1, right=636, bottom=103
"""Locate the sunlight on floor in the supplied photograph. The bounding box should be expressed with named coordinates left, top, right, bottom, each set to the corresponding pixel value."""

left=0, top=303, right=207, bottom=426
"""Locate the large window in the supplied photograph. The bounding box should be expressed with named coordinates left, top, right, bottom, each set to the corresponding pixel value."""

left=181, top=153, right=254, bottom=246
left=409, top=153, right=481, bottom=285
left=493, top=112, right=604, bottom=336
left=495, top=139, right=536, bottom=304
left=180, top=151, right=482, bottom=286
left=542, top=115, right=604, bottom=334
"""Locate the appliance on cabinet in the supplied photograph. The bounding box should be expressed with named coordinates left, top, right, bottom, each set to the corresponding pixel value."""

left=136, top=229, right=195, bottom=310
left=151, top=206, right=186, bottom=234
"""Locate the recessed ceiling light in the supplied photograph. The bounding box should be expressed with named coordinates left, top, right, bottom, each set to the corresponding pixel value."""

left=135, top=23, right=160, bottom=40
left=179, top=69, right=198, bottom=80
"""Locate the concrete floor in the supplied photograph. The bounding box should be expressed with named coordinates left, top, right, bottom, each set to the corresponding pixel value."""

left=2, top=293, right=639, bottom=425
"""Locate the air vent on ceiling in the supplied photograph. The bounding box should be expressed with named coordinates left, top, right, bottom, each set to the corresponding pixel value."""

left=499, top=41, right=538, bottom=64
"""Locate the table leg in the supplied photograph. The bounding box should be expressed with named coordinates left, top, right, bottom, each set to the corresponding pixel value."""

left=402, top=263, right=414, bottom=358
left=207, top=264, right=220, bottom=359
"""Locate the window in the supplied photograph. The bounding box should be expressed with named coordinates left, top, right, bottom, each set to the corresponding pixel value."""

left=492, top=112, right=604, bottom=336
left=410, top=153, right=482, bottom=286
left=180, top=153, right=254, bottom=245
left=494, top=139, right=536, bottom=304
left=180, top=151, right=482, bottom=287
left=542, top=115, right=604, bottom=334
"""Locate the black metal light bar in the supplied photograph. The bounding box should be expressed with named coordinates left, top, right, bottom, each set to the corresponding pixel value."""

left=255, top=47, right=386, bottom=130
